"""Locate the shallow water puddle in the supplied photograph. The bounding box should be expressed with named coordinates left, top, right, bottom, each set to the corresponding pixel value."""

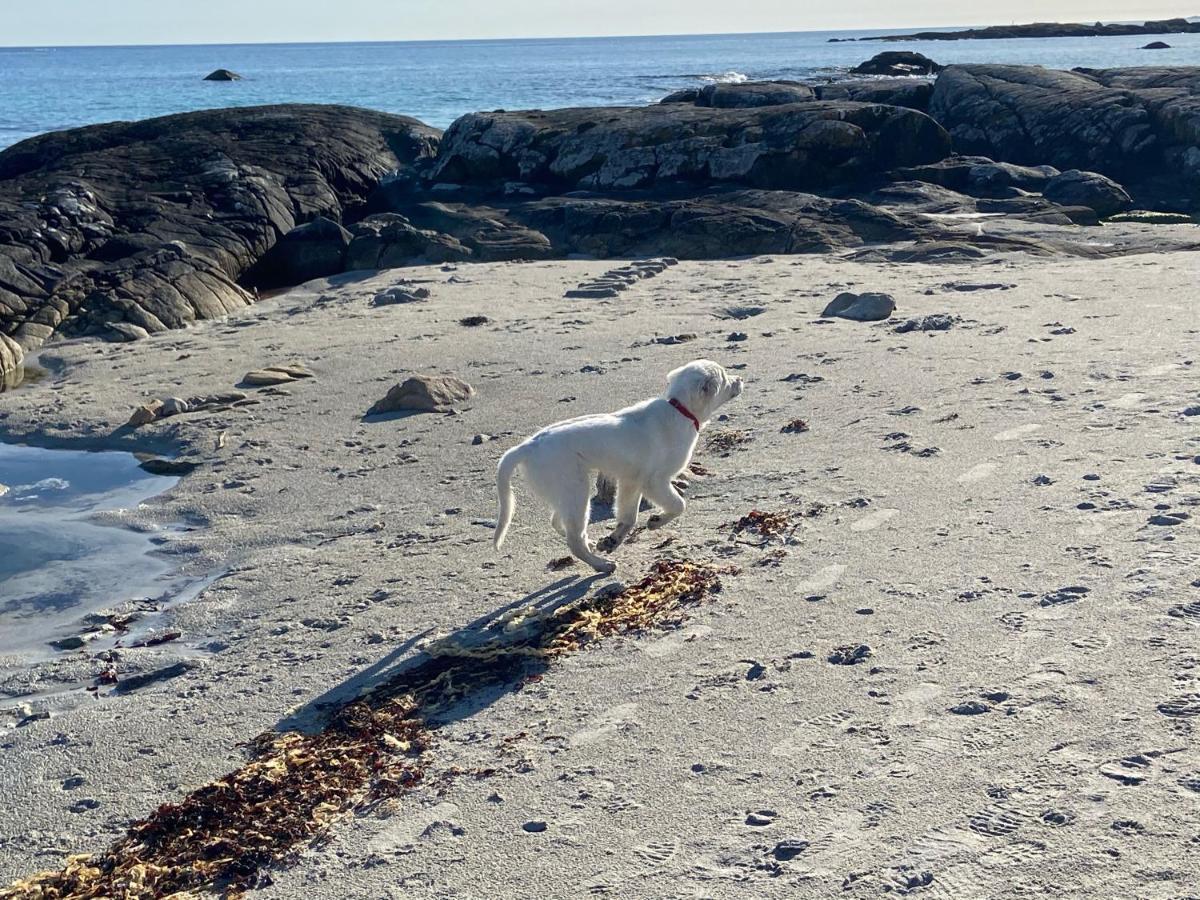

left=0, top=442, right=179, bottom=657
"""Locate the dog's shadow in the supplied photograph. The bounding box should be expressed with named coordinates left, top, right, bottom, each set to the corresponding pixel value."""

left=277, top=572, right=608, bottom=735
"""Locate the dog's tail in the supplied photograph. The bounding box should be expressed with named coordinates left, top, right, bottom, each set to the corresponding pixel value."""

left=493, top=444, right=526, bottom=550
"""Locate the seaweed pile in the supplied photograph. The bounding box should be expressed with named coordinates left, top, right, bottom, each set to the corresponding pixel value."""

left=2, top=559, right=726, bottom=900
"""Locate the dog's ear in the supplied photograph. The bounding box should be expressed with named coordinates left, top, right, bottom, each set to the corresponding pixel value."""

left=700, top=371, right=722, bottom=396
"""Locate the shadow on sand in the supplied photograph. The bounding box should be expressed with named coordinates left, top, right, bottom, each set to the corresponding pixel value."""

left=277, top=571, right=609, bottom=735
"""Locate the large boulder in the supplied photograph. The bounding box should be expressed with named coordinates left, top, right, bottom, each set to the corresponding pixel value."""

left=243, top=216, right=353, bottom=288
left=821, top=292, right=896, bottom=321
left=428, top=102, right=952, bottom=194
left=0, top=104, right=440, bottom=383
left=815, top=79, right=934, bottom=111
left=925, top=64, right=1200, bottom=206
left=1042, top=170, right=1132, bottom=217
left=695, top=81, right=816, bottom=108
left=203, top=69, right=242, bottom=82
left=368, top=375, right=475, bottom=415
left=851, top=51, right=943, bottom=77
left=345, top=213, right=473, bottom=270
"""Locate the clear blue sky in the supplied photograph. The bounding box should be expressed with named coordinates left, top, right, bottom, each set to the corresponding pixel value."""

left=3, top=1, right=1189, bottom=46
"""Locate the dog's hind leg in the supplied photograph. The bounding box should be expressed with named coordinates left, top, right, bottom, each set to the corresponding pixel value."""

left=559, top=482, right=616, bottom=574
left=599, top=482, right=642, bottom=551
left=550, top=512, right=566, bottom=536
left=644, top=479, right=686, bottom=530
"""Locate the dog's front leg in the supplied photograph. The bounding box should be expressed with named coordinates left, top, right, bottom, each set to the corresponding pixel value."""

left=599, top=483, right=642, bottom=551
left=645, top=480, right=686, bottom=530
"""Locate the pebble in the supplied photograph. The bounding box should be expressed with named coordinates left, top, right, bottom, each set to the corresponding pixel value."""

left=950, top=701, right=992, bottom=715
left=828, top=644, right=872, bottom=665
left=745, top=810, right=777, bottom=827
left=1149, top=513, right=1189, bottom=526
left=522, top=820, right=548, bottom=833
left=772, top=839, right=809, bottom=861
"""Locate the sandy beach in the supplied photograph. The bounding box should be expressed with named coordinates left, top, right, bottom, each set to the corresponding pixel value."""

left=1, top=245, right=1198, bottom=897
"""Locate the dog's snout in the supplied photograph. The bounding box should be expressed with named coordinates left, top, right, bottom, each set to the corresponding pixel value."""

left=732, top=377, right=745, bottom=394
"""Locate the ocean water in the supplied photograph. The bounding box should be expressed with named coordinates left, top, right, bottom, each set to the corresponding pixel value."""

left=2, top=29, right=1198, bottom=149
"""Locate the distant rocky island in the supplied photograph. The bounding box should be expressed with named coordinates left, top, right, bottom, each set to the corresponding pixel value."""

left=831, top=16, right=1200, bottom=42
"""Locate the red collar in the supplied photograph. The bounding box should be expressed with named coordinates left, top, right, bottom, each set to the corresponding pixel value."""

left=669, top=398, right=701, bottom=432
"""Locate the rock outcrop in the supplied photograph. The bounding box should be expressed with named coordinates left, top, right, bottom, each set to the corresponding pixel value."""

left=0, top=104, right=439, bottom=383
left=928, top=64, right=1200, bottom=205
left=814, top=79, right=934, bottom=111
left=1042, top=170, right=1132, bottom=217
left=429, top=102, right=952, bottom=193
left=850, top=51, right=943, bottom=77
left=695, top=81, right=815, bottom=107
left=204, top=69, right=242, bottom=82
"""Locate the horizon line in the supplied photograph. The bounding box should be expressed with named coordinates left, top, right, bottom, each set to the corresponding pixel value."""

left=0, top=16, right=1185, bottom=51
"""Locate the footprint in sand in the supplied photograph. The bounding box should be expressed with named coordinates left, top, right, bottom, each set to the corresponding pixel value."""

left=795, top=563, right=847, bottom=595
left=1109, top=392, right=1147, bottom=409
left=886, top=682, right=946, bottom=727
left=957, top=462, right=998, bottom=484
left=994, top=424, right=1042, bottom=442
left=570, top=702, right=639, bottom=747
left=851, top=508, right=899, bottom=532
left=642, top=624, right=713, bottom=658
left=368, top=801, right=461, bottom=851
left=1141, top=363, right=1181, bottom=378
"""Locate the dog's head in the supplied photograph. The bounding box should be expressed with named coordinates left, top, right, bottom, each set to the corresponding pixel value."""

left=666, top=359, right=744, bottom=423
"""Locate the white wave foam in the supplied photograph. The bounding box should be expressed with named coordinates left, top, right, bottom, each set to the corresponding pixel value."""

left=699, top=70, right=749, bottom=84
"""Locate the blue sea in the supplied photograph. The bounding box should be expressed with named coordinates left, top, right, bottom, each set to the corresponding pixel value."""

left=1, top=28, right=1198, bottom=149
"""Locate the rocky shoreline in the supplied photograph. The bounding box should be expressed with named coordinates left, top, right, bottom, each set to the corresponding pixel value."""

left=1, top=56, right=1199, bottom=387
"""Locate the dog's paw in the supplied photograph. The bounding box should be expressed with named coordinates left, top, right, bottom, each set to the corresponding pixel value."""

left=592, top=560, right=618, bottom=575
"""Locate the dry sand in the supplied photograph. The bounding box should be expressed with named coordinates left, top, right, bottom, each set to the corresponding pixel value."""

left=1, top=244, right=1198, bottom=898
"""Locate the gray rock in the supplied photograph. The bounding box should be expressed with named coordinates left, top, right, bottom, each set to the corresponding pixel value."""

left=346, top=213, right=473, bottom=270
left=815, top=79, right=934, bottom=110
left=894, top=313, right=957, bottom=333
left=368, top=375, right=475, bottom=415
left=372, top=285, right=431, bottom=305
left=892, top=155, right=1060, bottom=196
left=695, top=81, right=815, bottom=108
left=429, top=102, right=951, bottom=193
left=659, top=88, right=700, bottom=104
left=0, top=104, right=440, bottom=385
left=851, top=51, right=943, bottom=77
left=926, top=65, right=1194, bottom=200
left=160, top=396, right=190, bottom=416
left=1143, top=41, right=1172, bottom=49
left=203, top=69, right=242, bottom=81
left=821, top=291, right=896, bottom=321
left=244, top=216, right=353, bottom=289
left=1042, top=169, right=1133, bottom=217
left=107, top=322, right=150, bottom=342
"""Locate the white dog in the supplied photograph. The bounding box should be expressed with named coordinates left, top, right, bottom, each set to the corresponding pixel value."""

left=493, top=360, right=745, bottom=573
